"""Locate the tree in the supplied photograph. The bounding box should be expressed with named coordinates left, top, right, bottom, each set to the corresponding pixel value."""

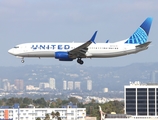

left=33, top=98, right=47, bottom=108
left=0, top=99, right=4, bottom=106
left=55, top=111, right=60, bottom=118
left=23, top=97, right=32, bottom=104
left=44, top=114, right=50, bottom=120
left=56, top=98, right=62, bottom=107
left=36, top=117, right=41, bottom=120
left=51, top=111, right=55, bottom=118
left=91, top=99, right=96, bottom=104
left=5, top=97, right=23, bottom=106
left=62, top=100, right=69, bottom=105
left=51, top=111, right=61, bottom=120
left=55, top=112, right=61, bottom=120
left=58, top=117, right=61, bottom=120
left=68, top=97, right=79, bottom=104
left=50, top=102, right=57, bottom=108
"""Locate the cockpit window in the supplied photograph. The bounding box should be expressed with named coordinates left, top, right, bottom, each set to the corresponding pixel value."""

left=14, top=46, right=19, bottom=48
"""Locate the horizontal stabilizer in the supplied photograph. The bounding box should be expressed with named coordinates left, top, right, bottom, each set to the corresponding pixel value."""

left=136, top=41, right=151, bottom=48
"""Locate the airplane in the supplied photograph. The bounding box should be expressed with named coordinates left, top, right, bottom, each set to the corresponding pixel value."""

left=8, top=17, right=153, bottom=65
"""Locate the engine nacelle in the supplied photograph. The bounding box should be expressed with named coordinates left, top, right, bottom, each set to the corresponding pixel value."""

left=55, top=52, right=73, bottom=61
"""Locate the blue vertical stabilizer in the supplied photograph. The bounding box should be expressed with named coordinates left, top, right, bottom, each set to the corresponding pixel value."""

left=125, top=17, right=153, bottom=44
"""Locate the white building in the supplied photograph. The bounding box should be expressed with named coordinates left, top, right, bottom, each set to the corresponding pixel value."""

left=87, top=80, right=92, bottom=91
left=26, top=85, right=39, bottom=91
left=3, top=79, right=10, bottom=91
left=0, top=106, right=86, bottom=120
left=103, top=88, right=108, bottom=93
left=75, top=82, right=81, bottom=90
left=49, top=78, right=56, bottom=89
left=124, top=81, right=158, bottom=116
left=63, top=80, right=67, bottom=90
left=39, top=83, right=50, bottom=89
left=68, top=81, right=73, bottom=90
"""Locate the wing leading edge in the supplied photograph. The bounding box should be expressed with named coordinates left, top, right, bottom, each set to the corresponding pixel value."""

left=68, top=31, right=97, bottom=58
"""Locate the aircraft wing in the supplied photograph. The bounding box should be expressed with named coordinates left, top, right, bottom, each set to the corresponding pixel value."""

left=136, top=41, right=151, bottom=48
left=69, top=31, right=97, bottom=58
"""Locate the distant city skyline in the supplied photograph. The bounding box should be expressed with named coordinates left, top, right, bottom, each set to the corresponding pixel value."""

left=49, top=78, right=56, bottom=89
left=14, top=79, right=23, bottom=90
left=152, top=71, right=158, bottom=83
left=63, top=80, right=67, bottom=90
left=1, top=63, right=158, bottom=100
left=68, top=81, right=73, bottom=90
left=75, top=82, right=81, bottom=90
left=87, top=80, right=92, bottom=91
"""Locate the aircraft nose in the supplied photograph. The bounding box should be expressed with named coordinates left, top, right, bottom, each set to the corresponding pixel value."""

left=8, top=49, right=14, bottom=55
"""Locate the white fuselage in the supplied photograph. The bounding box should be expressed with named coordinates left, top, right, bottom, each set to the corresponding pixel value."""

left=8, top=42, right=147, bottom=59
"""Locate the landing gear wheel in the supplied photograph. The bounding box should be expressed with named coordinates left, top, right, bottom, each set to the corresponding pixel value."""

left=21, top=59, right=24, bottom=63
left=77, top=58, right=84, bottom=65
left=77, top=59, right=80, bottom=63
left=80, top=60, right=84, bottom=65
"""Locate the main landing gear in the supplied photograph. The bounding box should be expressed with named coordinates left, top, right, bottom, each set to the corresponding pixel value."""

left=21, top=58, right=25, bottom=63
left=77, top=58, right=84, bottom=65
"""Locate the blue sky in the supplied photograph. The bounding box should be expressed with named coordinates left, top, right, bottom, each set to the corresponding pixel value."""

left=0, top=0, right=158, bottom=67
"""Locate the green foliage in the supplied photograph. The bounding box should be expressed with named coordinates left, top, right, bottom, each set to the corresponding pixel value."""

left=68, top=97, right=79, bottom=104
left=44, top=113, right=50, bottom=120
left=0, top=97, right=124, bottom=120
left=36, top=117, right=41, bottom=120
left=6, top=97, right=23, bottom=106
left=57, top=117, right=61, bottom=120
left=84, top=100, right=124, bottom=120
left=51, top=111, right=61, bottom=120
left=56, top=98, right=62, bottom=107
left=101, top=100, right=124, bottom=114
left=77, top=102, right=84, bottom=108
left=50, top=98, right=63, bottom=108
left=23, top=97, right=32, bottom=104
left=55, top=111, right=60, bottom=118
left=61, top=100, right=69, bottom=105
left=51, top=111, right=55, bottom=118
left=33, top=98, right=47, bottom=108
left=0, top=97, right=48, bottom=108
left=50, top=101, right=57, bottom=108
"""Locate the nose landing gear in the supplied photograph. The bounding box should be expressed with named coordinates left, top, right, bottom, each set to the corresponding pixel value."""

left=21, top=58, right=25, bottom=63
left=77, top=58, right=84, bottom=65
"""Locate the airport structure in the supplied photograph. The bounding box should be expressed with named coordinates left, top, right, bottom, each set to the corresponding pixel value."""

left=124, top=81, right=158, bottom=117
left=99, top=81, right=158, bottom=120
left=0, top=103, right=86, bottom=120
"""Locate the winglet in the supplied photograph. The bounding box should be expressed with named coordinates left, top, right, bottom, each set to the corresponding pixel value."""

left=106, top=40, right=109, bottom=43
left=90, top=31, right=97, bottom=44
